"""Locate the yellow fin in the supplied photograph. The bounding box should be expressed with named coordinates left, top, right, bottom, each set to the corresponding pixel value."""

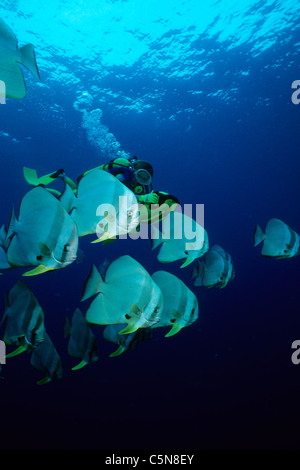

left=37, top=376, right=51, bottom=385
left=6, top=345, right=27, bottom=358
left=23, top=167, right=39, bottom=186
left=109, top=345, right=126, bottom=357
left=36, top=173, right=58, bottom=186
left=165, top=324, right=184, bottom=338
left=23, top=265, right=53, bottom=277
left=118, top=324, right=139, bottom=335
left=23, top=167, right=60, bottom=187
left=72, top=360, right=87, bottom=371
left=180, top=257, right=195, bottom=268
left=91, top=232, right=111, bottom=244
left=101, top=238, right=117, bottom=246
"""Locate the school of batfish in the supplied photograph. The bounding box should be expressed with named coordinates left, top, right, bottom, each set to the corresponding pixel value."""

left=0, top=18, right=299, bottom=384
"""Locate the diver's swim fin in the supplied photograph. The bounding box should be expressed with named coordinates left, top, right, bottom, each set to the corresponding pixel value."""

left=23, top=167, right=60, bottom=186
left=23, top=167, right=39, bottom=186
left=23, top=167, right=76, bottom=190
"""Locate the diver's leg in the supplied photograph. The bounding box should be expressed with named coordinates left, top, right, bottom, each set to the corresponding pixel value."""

left=23, top=167, right=77, bottom=193
left=62, top=176, right=78, bottom=194
left=23, top=167, right=65, bottom=186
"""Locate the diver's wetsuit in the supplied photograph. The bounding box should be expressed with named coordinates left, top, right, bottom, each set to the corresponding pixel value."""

left=106, top=165, right=135, bottom=187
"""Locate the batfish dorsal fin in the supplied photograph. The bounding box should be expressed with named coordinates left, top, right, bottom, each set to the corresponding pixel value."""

left=0, top=246, right=11, bottom=270
left=253, top=225, right=265, bottom=247
left=6, top=206, right=17, bottom=240
left=60, top=182, right=76, bottom=213
left=81, top=265, right=103, bottom=301
left=19, top=44, right=40, bottom=81
left=63, top=315, right=71, bottom=338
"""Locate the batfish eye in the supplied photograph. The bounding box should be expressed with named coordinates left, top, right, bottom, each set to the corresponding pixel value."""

left=36, top=255, right=42, bottom=261
left=63, top=244, right=70, bottom=253
left=154, top=306, right=159, bottom=313
left=128, top=210, right=133, bottom=217
left=125, top=314, right=131, bottom=320
left=191, top=308, right=195, bottom=315
left=184, top=250, right=188, bottom=255
left=283, top=249, right=288, bottom=253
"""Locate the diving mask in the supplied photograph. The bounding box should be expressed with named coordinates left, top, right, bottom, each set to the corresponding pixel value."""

left=134, top=168, right=152, bottom=186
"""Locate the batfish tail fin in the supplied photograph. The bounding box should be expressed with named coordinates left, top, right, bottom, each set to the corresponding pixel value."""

left=253, top=225, right=265, bottom=247
left=19, top=44, right=40, bottom=81
left=81, top=265, right=104, bottom=301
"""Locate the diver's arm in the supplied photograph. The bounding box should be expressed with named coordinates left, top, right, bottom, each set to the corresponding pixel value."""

left=138, top=191, right=159, bottom=204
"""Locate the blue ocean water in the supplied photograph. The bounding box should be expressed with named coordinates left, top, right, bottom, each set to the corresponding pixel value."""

left=0, top=0, right=300, bottom=451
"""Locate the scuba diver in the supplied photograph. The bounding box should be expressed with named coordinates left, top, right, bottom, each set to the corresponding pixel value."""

left=100, top=156, right=180, bottom=223
left=83, top=155, right=156, bottom=200
left=23, top=155, right=180, bottom=224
